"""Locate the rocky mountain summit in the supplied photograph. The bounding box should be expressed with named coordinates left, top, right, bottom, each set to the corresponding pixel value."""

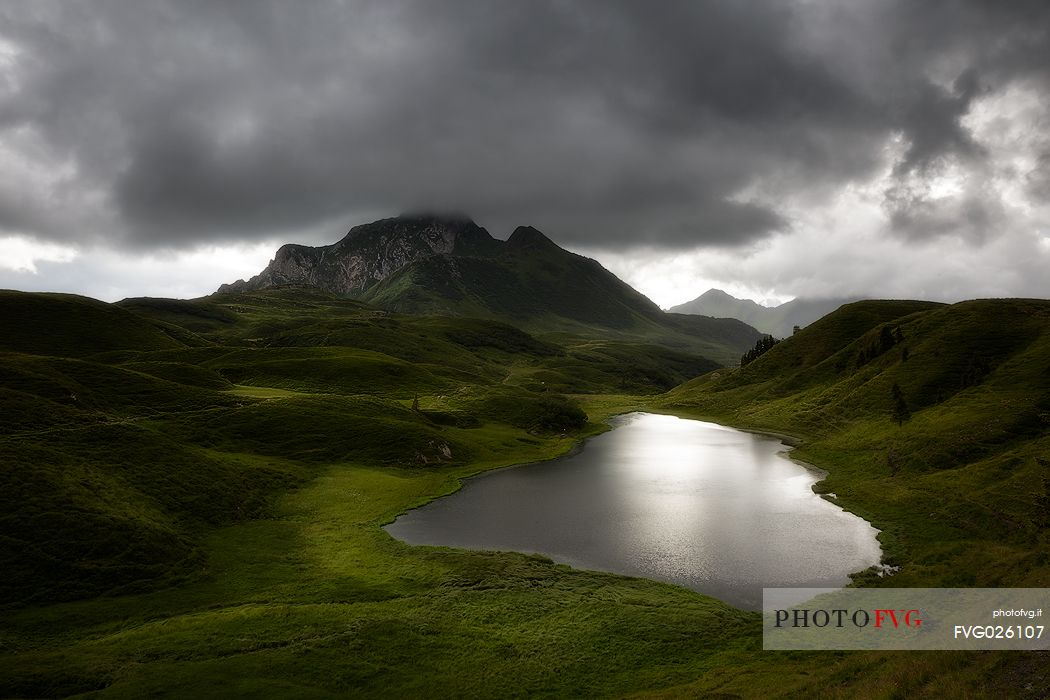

left=218, top=212, right=668, bottom=327
left=219, top=213, right=499, bottom=295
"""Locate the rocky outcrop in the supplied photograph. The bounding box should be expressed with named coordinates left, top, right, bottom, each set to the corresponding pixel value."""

left=218, top=213, right=500, bottom=295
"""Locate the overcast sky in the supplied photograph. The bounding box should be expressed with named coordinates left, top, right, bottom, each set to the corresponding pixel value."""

left=1, top=0, right=1048, bottom=308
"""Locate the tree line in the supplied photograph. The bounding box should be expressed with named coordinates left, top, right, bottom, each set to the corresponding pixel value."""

left=741, top=335, right=780, bottom=366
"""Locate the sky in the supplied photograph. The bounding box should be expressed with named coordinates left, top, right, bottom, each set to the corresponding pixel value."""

left=0, top=0, right=1048, bottom=309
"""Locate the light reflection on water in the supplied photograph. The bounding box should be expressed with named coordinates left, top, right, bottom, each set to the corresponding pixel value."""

left=385, top=412, right=881, bottom=610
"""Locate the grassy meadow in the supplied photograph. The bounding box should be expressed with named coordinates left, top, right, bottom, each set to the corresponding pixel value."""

left=1, top=290, right=1048, bottom=697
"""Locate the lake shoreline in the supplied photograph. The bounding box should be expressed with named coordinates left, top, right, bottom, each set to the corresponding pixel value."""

left=386, top=411, right=883, bottom=611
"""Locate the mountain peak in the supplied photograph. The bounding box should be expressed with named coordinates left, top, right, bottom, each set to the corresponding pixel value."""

left=699, top=288, right=737, bottom=301
left=506, top=225, right=557, bottom=251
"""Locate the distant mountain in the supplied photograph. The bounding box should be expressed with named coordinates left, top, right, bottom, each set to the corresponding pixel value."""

left=669, top=288, right=861, bottom=338
left=219, top=214, right=763, bottom=364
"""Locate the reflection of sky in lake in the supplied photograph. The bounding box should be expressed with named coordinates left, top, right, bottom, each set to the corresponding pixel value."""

left=385, top=413, right=881, bottom=610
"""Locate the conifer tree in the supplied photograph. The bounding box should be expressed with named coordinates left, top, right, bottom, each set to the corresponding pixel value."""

left=891, top=383, right=911, bottom=426
left=741, top=334, right=779, bottom=366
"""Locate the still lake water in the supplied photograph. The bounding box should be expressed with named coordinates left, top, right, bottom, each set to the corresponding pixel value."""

left=385, top=412, right=882, bottom=609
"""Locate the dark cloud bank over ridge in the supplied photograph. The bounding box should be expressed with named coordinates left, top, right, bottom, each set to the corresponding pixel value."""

left=0, top=0, right=1049, bottom=302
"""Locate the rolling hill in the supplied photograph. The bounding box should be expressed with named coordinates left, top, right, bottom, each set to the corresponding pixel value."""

left=2, top=290, right=1048, bottom=696
left=0, top=287, right=725, bottom=609
left=0, top=287, right=768, bottom=698
left=0, top=290, right=194, bottom=357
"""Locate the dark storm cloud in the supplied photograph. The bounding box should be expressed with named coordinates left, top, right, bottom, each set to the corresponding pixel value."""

left=0, top=0, right=1048, bottom=252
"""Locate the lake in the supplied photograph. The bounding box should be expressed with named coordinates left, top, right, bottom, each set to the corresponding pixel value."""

left=385, top=412, right=882, bottom=609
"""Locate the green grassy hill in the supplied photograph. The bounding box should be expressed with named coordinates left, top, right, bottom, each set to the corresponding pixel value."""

left=0, top=288, right=763, bottom=697
left=0, top=290, right=192, bottom=357
left=2, top=289, right=712, bottom=612
left=660, top=298, right=1050, bottom=590
left=3, top=290, right=1048, bottom=697
left=121, top=288, right=723, bottom=392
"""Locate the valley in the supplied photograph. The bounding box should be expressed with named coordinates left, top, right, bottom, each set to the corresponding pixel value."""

left=2, top=280, right=1048, bottom=696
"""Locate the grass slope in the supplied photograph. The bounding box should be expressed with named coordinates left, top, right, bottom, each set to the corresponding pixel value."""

left=660, top=298, right=1050, bottom=590
left=121, top=288, right=722, bottom=393
left=1, top=291, right=607, bottom=610
left=2, top=397, right=1033, bottom=698
left=0, top=290, right=189, bottom=357
left=3, top=291, right=1048, bottom=697
left=0, top=419, right=763, bottom=698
